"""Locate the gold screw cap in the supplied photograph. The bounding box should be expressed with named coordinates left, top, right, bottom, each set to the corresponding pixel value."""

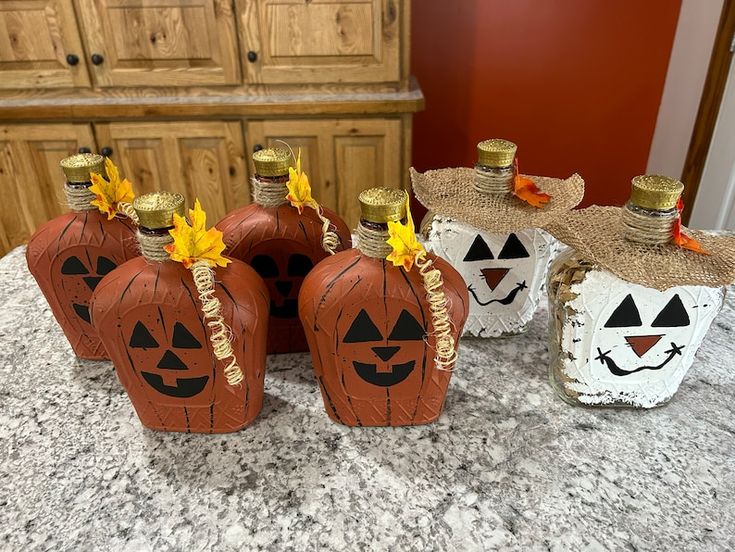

left=133, top=192, right=185, bottom=229
left=477, top=139, right=517, bottom=168
left=60, top=153, right=105, bottom=183
left=359, top=187, right=407, bottom=223
left=629, top=175, right=684, bottom=211
left=253, top=148, right=292, bottom=177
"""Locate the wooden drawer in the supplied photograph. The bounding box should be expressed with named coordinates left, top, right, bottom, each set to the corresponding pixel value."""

left=76, top=0, right=241, bottom=87
left=0, top=0, right=91, bottom=89
left=94, top=121, right=247, bottom=223
left=246, top=117, right=402, bottom=228
left=239, top=0, right=402, bottom=85
left=0, top=124, right=96, bottom=254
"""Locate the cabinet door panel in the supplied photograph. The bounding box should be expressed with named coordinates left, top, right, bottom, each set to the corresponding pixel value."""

left=94, top=122, right=247, bottom=224
left=0, top=124, right=96, bottom=254
left=77, top=0, right=241, bottom=87
left=240, top=0, right=400, bottom=85
left=246, top=118, right=401, bottom=229
left=0, top=0, right=91, bottom=88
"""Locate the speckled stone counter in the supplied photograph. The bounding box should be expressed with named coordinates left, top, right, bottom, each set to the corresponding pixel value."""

left=1, top=245, right=734, bottom=551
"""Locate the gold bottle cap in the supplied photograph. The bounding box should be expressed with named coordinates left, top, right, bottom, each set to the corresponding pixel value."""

left=477, top=139, right=517, bottom=168
left=133, top=191, right=185, bottom=229
left=629, top=175, right=684, bottom=211
left=60, top=153, right=106, bottom=183
left=253, top=148, right=292, bottom=177
left=359, top=187, right=407, bottom=223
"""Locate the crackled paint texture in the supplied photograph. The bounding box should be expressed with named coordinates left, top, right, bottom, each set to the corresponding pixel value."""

left=559, top=269, right=724, bottom=408
left=426, top=216, right=555, bottom=337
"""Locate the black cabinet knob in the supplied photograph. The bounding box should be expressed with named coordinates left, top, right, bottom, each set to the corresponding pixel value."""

left=101, top=147, right=113, bottom=157
left=78, top=147, right=92, bottom=154
left=66, top=54, right=80, bottom=66
left=91, top=54, right=104, bottom=65
left=253, top=144, right=263, bottom=153
left=247, top=51, right=258, bottom=63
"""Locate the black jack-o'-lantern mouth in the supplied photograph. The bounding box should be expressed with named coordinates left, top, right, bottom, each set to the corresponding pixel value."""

left=250, top=253, right=313, bottom=319
left=353, top=360, right=415, bottom=386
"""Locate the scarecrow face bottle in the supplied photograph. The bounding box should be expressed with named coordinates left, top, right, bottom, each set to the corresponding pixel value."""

left=299, top=188, right=469, bottom=427
left=26, top=153, right=138, bottom=360
left=216, top=148, right=352, bottom=354
left=547, top=176, right=727, bottom=409
left=422, top=139, right=556, bottom=337
left=90, top=192, right=269, bottom=433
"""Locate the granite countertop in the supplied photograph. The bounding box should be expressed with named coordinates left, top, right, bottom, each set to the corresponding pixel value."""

left=1, top=245, right=734, bottom=551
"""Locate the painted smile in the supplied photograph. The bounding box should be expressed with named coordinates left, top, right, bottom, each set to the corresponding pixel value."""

left=595, top=342, right=685, bottom=377
left=468, top=281, right=528, bottom=306
left=353, top=360, right=415, bottom=387
left=141, top=372, right=210, bottom=398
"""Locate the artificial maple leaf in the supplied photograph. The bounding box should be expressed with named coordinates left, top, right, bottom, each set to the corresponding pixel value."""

left=286, top=149, right=316, bottom=214
left=89, top=157, right=135, bottom=220
left=513, top=158, right=551, bottom=209
left=164, top=198, right=230, bottom=268
left=386, top=196, right=425, bottom=272
left=673, top=198, right=709, bottom=255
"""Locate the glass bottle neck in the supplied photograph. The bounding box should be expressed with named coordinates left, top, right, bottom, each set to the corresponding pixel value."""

left=64, top=180, right=97, bottom=212
left=356, top=219, right=392, bottom=259
left=253, top=174, right=288, bottom=207
left=137, top=226, right=174, bottom=262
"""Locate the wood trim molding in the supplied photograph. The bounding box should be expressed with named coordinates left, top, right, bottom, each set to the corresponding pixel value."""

left=680, top=0, right=735, bottom=223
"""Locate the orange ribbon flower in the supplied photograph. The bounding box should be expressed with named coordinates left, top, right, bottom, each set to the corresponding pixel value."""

left=513, top=158, right=551, bottom=208
left=673, top=198, right=708, bottom=255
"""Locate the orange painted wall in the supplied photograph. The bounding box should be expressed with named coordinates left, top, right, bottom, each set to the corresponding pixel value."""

left=410, top=0, right=682, bottom=209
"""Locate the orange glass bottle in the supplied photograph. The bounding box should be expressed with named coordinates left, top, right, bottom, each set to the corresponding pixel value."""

left=217, top=148, right=351, bottom=354
left=299, top=188, right=469, bottom=427
left=90, top=192, right=269, bottom=433
left=26, top=153, right=138, bottom=360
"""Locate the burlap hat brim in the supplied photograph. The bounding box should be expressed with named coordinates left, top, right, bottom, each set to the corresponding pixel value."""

left=411, top=167, right=585, bottom=233
left=545, top=206, right=735, bottom=290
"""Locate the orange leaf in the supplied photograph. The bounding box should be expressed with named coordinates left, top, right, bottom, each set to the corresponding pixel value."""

left=672, top=198, right=709, bottom=255
left=513, top=158, right=551, bottom=209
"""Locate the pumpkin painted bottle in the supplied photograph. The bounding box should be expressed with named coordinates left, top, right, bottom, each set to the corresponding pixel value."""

left=415, top=140, right=583, bottom=338
left=90, top=192, right=269, bottom=433
left=299, top=188, right=469, bottom=427
left=217, top=148, right=352, bottom=354
left=26, top=153, right=138, bottom=360
left=546, top=175, right=735, bottom=408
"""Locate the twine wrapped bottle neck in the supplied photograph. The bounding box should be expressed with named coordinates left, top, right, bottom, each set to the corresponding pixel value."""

left=252, top=176, right=288, bottom=207
left=64, top=183, right=97, bottom=212
left=473, top=165, right=514, bottom=195
left=137, top=230, right=173, bottom=262
left=621, top=203, right=677, bottom=245
left=356, top=222, right=393, bottom=259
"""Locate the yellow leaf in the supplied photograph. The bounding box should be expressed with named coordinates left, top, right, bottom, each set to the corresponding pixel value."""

left=88, top=157, right=135, bottom=220
left=286, top=149, right=316, bottom=214
left=386, top=196, right=424, bottom=272
left=166, top=198, right=230, bottom=268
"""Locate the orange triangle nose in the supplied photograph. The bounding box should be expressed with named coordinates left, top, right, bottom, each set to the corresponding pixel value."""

left=481, top=268, right=510, bottom=291
left=624, top=335, right=663, bottom=358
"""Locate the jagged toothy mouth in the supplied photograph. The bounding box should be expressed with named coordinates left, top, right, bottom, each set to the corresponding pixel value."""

left=353, top=360, right=415, bottom=387
left=595, top=342, right=685, bottom=377
left=468, top=281, right=528, bottom=307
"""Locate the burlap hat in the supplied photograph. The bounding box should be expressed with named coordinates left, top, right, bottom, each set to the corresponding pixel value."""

left=410, top=167, right=585, bottom=234
left=544, top=205, right=735, bottom=290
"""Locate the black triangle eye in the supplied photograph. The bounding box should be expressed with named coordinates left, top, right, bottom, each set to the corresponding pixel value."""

left=605, top=294, right=642, bottom=328
left=463, top=235, right=494, bottom=261
left=388, top=309, right=426, bottom=341
left=288, top=254, right=313, bottom=277
left=652, top=294, right=690, bottom=327
left=61, top=256, right=88, bottom=275
left=344, top=309, right=383, bottom=343
left=251, top=255, right=279, bottom=278
left=129, top=322, right=159, bottom=348
left=498, top=233, right=530, bottom=259
left=172, top=322, right=202, bottom=348
left=96, top=256, right=117, bottom=275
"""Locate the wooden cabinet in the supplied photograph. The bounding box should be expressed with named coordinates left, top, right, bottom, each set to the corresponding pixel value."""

left=0, top=124, right=96, bottom=254
left=239, top=0, right=403, bottom=85
left=95, top=121, right=247, bottom=223
left=247, top=117, right=401, bottom=227
left=76, top=0, right=241, bottom=87
left=0, top=0, right=91, bottom=89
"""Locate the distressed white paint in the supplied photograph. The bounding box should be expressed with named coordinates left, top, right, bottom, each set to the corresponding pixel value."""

left=558, top=269, right=724, bottom=408
left=425, top=216, right=555, bottom=337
